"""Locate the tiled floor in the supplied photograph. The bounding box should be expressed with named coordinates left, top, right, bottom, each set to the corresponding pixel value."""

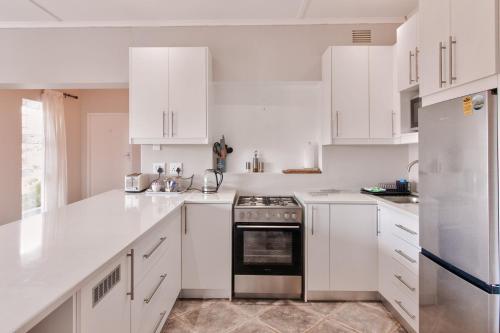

left=161, top=299, right=407, bottom=333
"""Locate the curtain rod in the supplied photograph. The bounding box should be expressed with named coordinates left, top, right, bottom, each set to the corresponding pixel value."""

left=63, top=93, right=78, bottom=100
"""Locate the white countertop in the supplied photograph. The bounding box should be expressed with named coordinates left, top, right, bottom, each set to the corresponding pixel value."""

left=0, top=189, right=236, bottom=333
left=294, top=191, right=377, bottom=204
left=375, top=196, right=419, bottom=217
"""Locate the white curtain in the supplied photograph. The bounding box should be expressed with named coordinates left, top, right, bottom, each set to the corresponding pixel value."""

left=42, top=90, right=68, bottom=212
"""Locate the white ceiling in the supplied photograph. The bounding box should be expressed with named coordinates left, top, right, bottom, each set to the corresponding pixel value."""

left=0, top=0, right=418, bottom=27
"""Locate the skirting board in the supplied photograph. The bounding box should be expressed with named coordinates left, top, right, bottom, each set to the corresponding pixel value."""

left=306, top=291, right=379, bottom=301
left=380, top=294, right=416, bottom=333
left=180, top=289, right=231, bottom=299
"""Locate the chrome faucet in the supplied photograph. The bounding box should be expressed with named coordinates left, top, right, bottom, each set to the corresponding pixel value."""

left=408, top=159, right=419, bottom=173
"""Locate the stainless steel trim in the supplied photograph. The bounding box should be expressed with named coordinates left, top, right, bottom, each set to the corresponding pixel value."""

left=395, top=249, right=417, bottom=263
left=170, top=111, right=174, bottom=137
left=234, top=275, right=302, bottom=298
left=439, top=42, right=447, bottom=88
left=126, top=249, right=134, bottom=300
left=449, top=36, right=457, bottom=84
left=415, top=47, right=420, bottom=82
left=395, top=299, right=416, bottom=319
left=409, top=50, right=414, bottom=84
left=144, top=274, right=167, bottom=304
left=236, top=225, right=299, bottom=229
left=307, top=290, right=379, bottom=301
left=143, top=237, right=167, bottom=259
left=391, top=111, right=395, bottom=136
left=162, top=111, right=166, bottom=137
left=377, top=208, right=381, bottom=235
left=153, top=311, right=167, bottom=333
left=395, top=224, right=418, bottom=235
left=183, top=205, right=187, bottom=234
left=311, top=206, right=315, bottom=235
left=394, top=274, right=416, bottom=292
left=336, top=111, right=340, bottom=137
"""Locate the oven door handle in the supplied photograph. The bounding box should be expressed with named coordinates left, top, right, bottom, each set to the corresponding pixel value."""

left=236, top=225, right=300, bottom=229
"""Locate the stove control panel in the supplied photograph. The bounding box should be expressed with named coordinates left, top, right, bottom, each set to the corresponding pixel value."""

left=234, top=208, right=302, bottom=223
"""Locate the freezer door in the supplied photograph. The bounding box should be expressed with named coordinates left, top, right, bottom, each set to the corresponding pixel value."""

left=419, top=90, right=499, bottom=284
left=420, top=254, right=499, bottom=333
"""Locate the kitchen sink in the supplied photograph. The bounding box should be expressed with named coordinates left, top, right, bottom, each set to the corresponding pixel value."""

left=378, top=195, right=419, bottom=204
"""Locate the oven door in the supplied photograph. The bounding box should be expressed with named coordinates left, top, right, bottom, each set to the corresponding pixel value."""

left=233, top=223, right=302, bottom=276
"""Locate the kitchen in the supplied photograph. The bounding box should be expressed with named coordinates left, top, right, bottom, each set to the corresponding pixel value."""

left=0, top=0, right=498, bottom=332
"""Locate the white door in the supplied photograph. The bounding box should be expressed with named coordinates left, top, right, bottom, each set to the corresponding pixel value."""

left=449, top=0, right=497, bottom=87
left=419, top=0, right=451, bottom=97
left=333, top=46, right=369, bottom=138
left=169, top=47, right=207, bottom=139
left=369, top=46, right=394, bottom=138
left=306, top=204, right=330, bottom=291
left=129, top=47, right=169, bottom=140
left=397, top=14, right=418, bottom=91
left=88, top=113, right=134, bottom=196
left=182, top=204, right=232, bottom=292
left=330, top=204, right=378, bottom=291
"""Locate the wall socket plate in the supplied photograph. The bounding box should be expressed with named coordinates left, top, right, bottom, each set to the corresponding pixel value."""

left=169, top=162, right=183, bottom=175
left=153, top=162, right=166, bottom=174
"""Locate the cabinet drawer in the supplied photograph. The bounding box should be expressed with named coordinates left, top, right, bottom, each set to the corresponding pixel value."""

left=134, top=208, right=181, bottom=285
left=391, top=214, right=419, bottom=248
left=390, top=234, right=419, bottom=274
left=132, top=241, right=181, bottom=333
left=389, top=284, right=418, bottom=331
left=390, top=257, right=418, bottom=301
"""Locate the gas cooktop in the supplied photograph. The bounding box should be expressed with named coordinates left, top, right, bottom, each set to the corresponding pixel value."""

left=234, top=196, right=302, bottom=223
left=236, top=196, right=300, bottom=208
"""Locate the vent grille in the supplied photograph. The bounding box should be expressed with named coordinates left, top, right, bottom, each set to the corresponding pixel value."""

left=352, top=30, right=372, bottom=44
left=92, top=265, right=121, bottom=307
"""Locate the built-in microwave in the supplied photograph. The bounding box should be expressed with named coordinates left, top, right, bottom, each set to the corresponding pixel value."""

left=410, top=97, right=421, bottom=131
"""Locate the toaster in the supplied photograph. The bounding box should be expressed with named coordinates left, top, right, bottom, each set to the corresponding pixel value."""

left=124, top=173, right=149, bottom=192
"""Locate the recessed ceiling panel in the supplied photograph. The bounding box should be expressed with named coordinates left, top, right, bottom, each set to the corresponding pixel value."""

left=305, top=0, right=417, bottom=18
left=0, top=0, right=57, bottom=21
left=32, top=0, right=303, bottom=21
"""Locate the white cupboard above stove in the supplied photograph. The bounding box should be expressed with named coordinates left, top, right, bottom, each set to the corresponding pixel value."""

left=129, top=47, right=212, bottom=145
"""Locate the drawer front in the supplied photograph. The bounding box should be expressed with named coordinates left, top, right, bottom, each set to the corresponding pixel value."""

left=132, top=234, right=181, bottom=333
left=389, top=283, right=418, bottom=332
left=390, top=257, right=418, bottom=301
left=391, top=213, right=419, bottom=248
left=134, top=208, right=181, bottom=285
left=390, top=234, right=419, bottom=274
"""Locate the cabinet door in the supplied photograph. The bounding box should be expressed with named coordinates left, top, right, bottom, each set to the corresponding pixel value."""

left=333, top=46, right=370, bottom=138
left=397, top=14, right=418, bottom=91
left=321, top=47, right=333, bottom=144
left=169, top=47, right=208, bottom=140
left=378, top=206, right=393, bottom=299
left=449, top=0, right=497, bottom=87
left=306, top=204, right=330, bottom=291
left=79, top=253, right=131, bottom=333
left=129, top=47, right=169, bottom=140
left=369, top=46, right=395, bottom=138
left=419, top=0, right=451, bottom=97
left=182, top=204, right=231, bottom=292
left=330, top=204, right=378, bottom=291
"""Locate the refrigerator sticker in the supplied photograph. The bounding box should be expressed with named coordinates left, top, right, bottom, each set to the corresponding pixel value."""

left=463, top=96, right=473, bottom=116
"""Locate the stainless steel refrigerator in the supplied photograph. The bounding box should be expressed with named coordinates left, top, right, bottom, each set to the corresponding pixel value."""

left=419, top=89, right=500, bottom=332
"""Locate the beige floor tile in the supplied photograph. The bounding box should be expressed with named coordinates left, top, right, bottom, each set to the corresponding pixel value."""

left=329, top=302, right=399, bottom=333
left=304, top=302, right=346, bottom=317
left=259, top=304, right=322, bottom=333
left=170, top=299, right=208, bottom=317
left=161, top=317, right=193, bottom=333
left=230, top=299, right=275, bottom=317
left=181, top=301, right=249, bottom=333
left=229, top=320, right=278, bottom=333
left=306, top=319, right=358, bottom=333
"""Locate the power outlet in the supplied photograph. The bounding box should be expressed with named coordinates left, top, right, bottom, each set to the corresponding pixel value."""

left=169, top=162, right=183, bottom=175
left=152, top=162, right=166, bottom=174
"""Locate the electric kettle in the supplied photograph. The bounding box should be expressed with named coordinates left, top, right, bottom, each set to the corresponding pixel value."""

left=201, top=169, right=223, bottom=193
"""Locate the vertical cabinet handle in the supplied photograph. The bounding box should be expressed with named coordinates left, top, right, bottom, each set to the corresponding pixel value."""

left=311, top=206, right=315, bottom=235
left=336, top=111, right=340, bottom=137
left=415, top=47, right=419, bottom=83
left=170, top=111, right=174, bottom=137
left=449, top=36, right=457, bottom=84
left=376, top=208, right=381, bottom=236
left=183, top=205, right=187, bottom=234
left=126, top=249, right=135, bottom=300
left=439, top=42, right=447, bottom=88
left=391, top=111, right=395, bottom=136
left=409, top=50, right=415, bottom=84
left=162, top=111, right=166, bottom=137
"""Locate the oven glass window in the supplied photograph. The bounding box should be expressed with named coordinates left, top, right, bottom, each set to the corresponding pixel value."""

left=243, top=231, right=292, bottom=265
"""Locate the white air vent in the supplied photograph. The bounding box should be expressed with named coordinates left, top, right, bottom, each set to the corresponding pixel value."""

left=352, top=30, right=372, bottom=44
left=92, top=265, right=121, bottom=307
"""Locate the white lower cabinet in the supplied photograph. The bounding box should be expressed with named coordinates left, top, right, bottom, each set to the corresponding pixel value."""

left=378, top=204, right=419, bottom=332
left=306, top=203, right=378, bottom=298
left=181, top=204, right=232, bottom=297
left=78, top=207, right=181, bottom=333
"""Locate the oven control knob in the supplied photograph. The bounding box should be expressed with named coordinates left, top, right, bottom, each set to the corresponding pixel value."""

left=284, top=213, right=290, bottom=220
left=291, top=213, right=297, bottom=220
left=265, top=213, right=271, bottom=219
left=246, top=212, right=252, bottom=218
left=276, top=212, right=281, bottom=218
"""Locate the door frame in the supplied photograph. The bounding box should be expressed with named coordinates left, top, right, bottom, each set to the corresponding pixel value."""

left=86, top=113, right=130, bottom=198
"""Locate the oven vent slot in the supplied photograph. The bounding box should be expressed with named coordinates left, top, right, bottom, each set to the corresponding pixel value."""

left=92, top=265, right=121, bottom=307
left=352, top=30, right=372, bottom=44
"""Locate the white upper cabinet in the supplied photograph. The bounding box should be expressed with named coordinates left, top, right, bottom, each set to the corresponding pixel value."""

left=129, top=47, right=212, bottom=144
left=322, top=46, right=395, bottom=144
left=397, top=14, right=419, bottom=91
left=419, top=0, right=497, bottom=97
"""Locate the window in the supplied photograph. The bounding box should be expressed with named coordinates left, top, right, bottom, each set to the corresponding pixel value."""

left=22, top=99, right=44, bottom=217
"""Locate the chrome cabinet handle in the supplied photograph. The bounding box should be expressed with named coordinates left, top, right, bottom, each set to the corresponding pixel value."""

left=183, top=205, right=187, bottom=234
left=395, top=224, right=418, bottom=235
left=144, top=274, right=167, bottom=304
left=311, top=206, right=315, bottom=235
left=391, top=111, right=395, bottom=136
left=394, top=274, right=416, bottom=292
left=449, top=36, right=457, bottom=84
left=415, top=47, right=420, bottom=82
left=395, top=300, right=416, bottom=319
left=143, top=237, right=167, bottom=259
left=376, top=208, right=381, bottom=236
left=126, top=249, right=134, bottom=300
left=152, top=311, right=167, bottom=333
left=162, top=111, right=166, bottom=137
left=395, top=249, right=417, bottom=264
left=409, top=50, right=415, bottom=84
left=170, top=111, right=174, bottom=137
left=336, top=111, right=340, bottom=137
left=439, top=42, right=447, bottom=88
left=236, top=225, right=300, bottom=229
